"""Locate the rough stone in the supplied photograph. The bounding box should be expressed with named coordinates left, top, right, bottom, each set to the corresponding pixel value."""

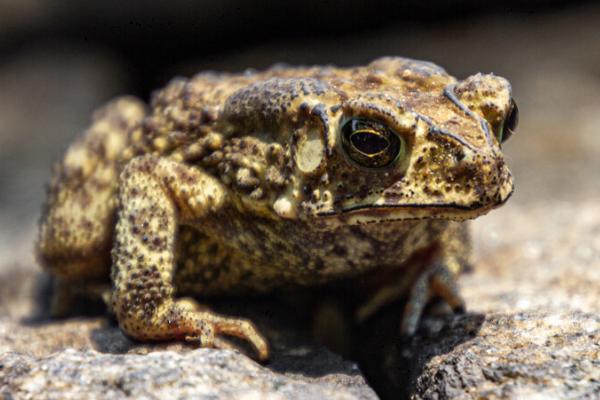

left=0, top=348, right=374, bottom=400
left=0, top=316, right=377, bottom=400
left=406, top=312, right=599, bottom=399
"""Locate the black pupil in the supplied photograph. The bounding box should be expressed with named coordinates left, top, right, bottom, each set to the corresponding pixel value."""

left=350, top=131, right=389, bottom=155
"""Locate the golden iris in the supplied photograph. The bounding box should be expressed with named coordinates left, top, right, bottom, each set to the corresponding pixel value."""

left=341, top=118, right=404, bottom=168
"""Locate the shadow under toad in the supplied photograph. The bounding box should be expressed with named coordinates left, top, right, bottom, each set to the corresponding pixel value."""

left=27, top=273, right=485, bottom=399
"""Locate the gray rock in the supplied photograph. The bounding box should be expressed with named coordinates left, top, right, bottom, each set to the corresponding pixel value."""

left=0, top=316, right=377, bottom=400
left=0, top=348, right=375, bottom=400
left=412, top=312, right=599, bottom=399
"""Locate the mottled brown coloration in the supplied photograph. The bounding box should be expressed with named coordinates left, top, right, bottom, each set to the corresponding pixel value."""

left=37, top=57, right=516, bottom=361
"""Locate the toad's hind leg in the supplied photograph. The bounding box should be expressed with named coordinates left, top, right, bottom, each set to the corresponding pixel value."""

left=37, top=97, right=146, bottom=315
left=111, top=155, right=268, bottom=361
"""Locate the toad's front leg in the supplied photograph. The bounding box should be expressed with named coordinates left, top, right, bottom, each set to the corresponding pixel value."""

left=355, top=222, right=469, bottom=335
left=111, top=155, right=269, bottom=361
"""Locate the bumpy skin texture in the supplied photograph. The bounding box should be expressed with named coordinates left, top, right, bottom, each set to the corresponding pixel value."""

left=37, top=57, right=515, bottom=361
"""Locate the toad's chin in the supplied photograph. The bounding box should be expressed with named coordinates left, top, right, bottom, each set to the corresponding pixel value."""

left=317, top=189, right=513, bottom=225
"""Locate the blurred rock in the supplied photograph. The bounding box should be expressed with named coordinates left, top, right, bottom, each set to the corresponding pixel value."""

left=0, top=0, right=55, bottom=39
left=0, top=44, right=129, bottom=319
left=468, top=201, right=600, bottom=316
left=0, top=44, right=128, bottom=220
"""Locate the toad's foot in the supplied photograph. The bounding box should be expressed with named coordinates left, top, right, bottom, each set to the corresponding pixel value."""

left=355, top=263, right=465, bottom=335
left=121, top=298, right=269, bottom=361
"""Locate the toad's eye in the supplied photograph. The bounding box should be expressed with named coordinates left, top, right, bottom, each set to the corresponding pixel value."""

left=496, top=99, right=519, bottom=143
left=340, top=118, right=405, bottom=168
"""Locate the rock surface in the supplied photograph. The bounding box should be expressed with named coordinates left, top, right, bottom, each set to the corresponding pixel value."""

left=360, top=311, right=600, bottom=399
left=0, top=317, right=377, bottom=400
left=0, top=347, right=374, bottom=400
left=412, top=312, right=600, bottom=399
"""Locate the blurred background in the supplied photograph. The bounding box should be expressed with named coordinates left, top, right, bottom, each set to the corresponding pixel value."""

left=1, top=0, right=599, bottom=317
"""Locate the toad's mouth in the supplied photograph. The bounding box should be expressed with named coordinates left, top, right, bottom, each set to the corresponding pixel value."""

left=316, top=189, right=513, bottom=223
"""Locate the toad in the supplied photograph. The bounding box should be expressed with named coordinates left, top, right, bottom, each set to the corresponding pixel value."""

left=37, top=57, right=517, bottom=361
